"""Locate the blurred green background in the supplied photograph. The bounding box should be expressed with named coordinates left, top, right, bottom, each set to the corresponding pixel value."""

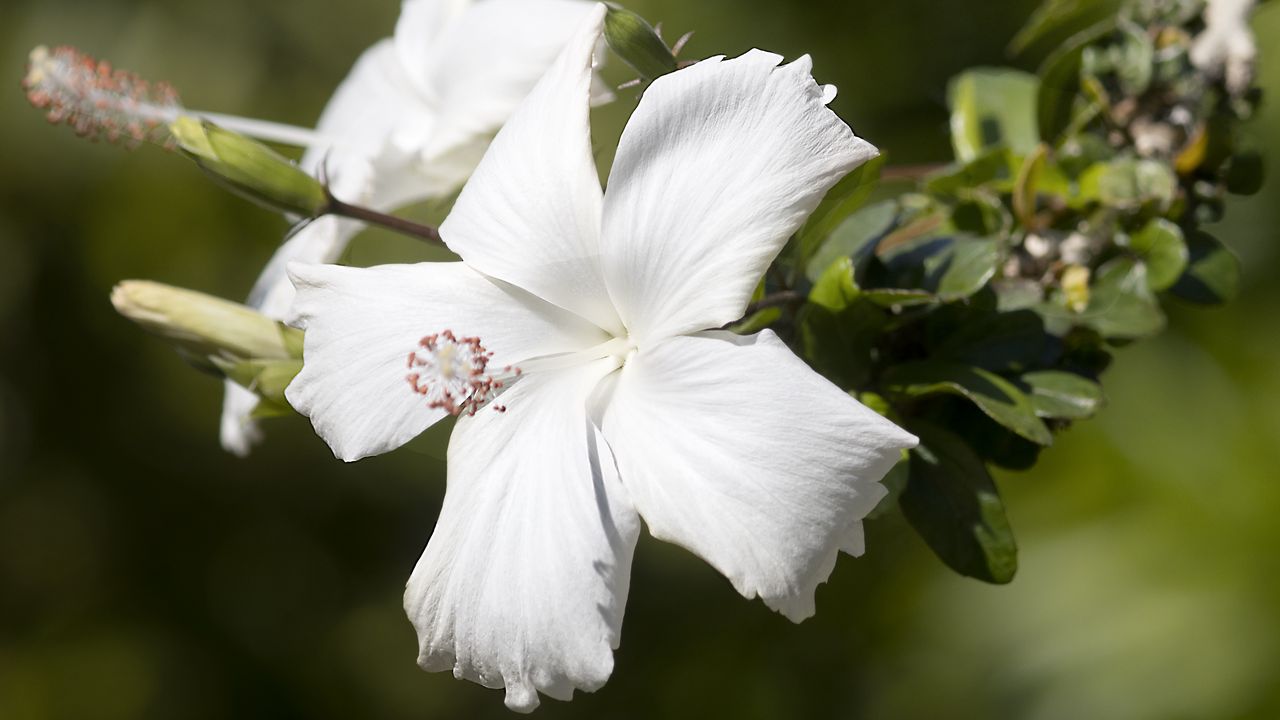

left=2, top=0, right=1279, bottom=718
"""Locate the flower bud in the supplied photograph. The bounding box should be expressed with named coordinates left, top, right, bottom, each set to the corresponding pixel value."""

left=111, top=281, right=302, bottom=374
left=603, top=4, right=677, bottom=82
left=169, top=116, right=328, bottom=218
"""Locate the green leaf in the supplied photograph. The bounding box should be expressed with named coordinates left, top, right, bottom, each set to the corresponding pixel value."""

left=729, top=307, right=781, bottom=335
left=602, top=4, right=677, bottom=81
left=1037, top=21, right=1116, bottom=143
left=1123, top=218, right=1188, bottom=291
left=929, top=237, right=1001, bottom=300
left=947, top=69, right=1042, bottom=163
left=1010, top=0, right=1124, bottom=54
left=1170, top=230, right=1241, bottom=305
left=797, top=155, right=885, bottom=266
left=1082, top=257, right=1166, bottom=339
left=932, top=308, right=1047, bottom=372
left=873, top=235, right=1001, bottom=303
left=884, top=362, right=1053, bottom=445
left=899, top=422, right=1018, bottom=584
left=1021, top=370, right=1105, bottom=419
left=863, top=289, right=937, bottom=307
left=1079, top=157, right=1176, bottom=210
left=798, top=257, right=887, bottom=388
left=1225, top=151, right=1265, bottom=196
left=804, top=199, right=897, bottom=282
left=923, top=148, right=1018, bottom=196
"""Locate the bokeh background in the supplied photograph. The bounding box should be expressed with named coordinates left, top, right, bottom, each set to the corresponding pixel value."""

left=2, top=0, right=1279, bottom=718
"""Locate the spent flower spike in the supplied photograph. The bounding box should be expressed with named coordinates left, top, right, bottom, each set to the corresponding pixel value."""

left=286, top=5, right=916, bottom=711
left=220, top=0, right=613, bottom=456
left=23, top=45, right=330, bottom=148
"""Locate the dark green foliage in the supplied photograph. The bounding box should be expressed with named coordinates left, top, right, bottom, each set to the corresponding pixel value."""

left=769, top=0, right=1262, bottom=583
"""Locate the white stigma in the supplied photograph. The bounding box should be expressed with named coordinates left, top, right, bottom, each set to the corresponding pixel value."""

left=23, top=45, right=331, bottom=149
left=406, top=330, right=520, bottom=416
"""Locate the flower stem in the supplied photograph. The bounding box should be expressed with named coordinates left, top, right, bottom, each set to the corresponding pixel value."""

left=325, top=195, right=445, bottom=246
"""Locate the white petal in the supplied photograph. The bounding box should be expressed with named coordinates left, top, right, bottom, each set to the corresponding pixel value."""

left=285, top=262, right=607, bottom=462
left=414, top=0, right=604, bottom=158
left=438, top=5, right=622, bottom=335
left=394, top=0, right=472, bottom=95
left=598, top=330, right=916, bottom=621
left=219, top=380, right=263, bottom=458
left=301, top=39, right=433, bottom=178
left=406, top=358, right=638, bottom=712
left=600, top=52, right=878, bottom=343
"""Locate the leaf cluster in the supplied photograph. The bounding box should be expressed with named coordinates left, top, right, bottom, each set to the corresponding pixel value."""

left=767, top=0, right=1260, bottom=583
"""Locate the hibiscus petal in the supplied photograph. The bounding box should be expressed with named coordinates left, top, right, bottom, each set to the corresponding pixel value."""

left=394, top=0, right=472, bottom=96
left=417, top=0, right=606, bottom=151
left=285, top=262, right=607, bottom=461
left=598, top=330, right=916, bottom=622
left=406, top=358, right=638, bottom=712
left=219, top=380, right=264, bottom=457
left=438, top=4, right=623, bottom=335
left=600, top=52, right=878, bottom=343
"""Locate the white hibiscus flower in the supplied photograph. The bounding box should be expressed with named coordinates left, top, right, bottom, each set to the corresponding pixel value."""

left=221, top=0, right=610, bottom=455
left=287, top=5, right=916, bottom=711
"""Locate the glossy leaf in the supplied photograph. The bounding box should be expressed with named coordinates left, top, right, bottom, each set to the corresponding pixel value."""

left=924, top=148, right=1019, bottom=196
left=932, top=308, right=1048, bottom=372
left=1037, top=21, right=1115, bottom=143
left=1170, top=230, right=1241, bottom=305
left=930, top=237, right=1001, bottom=300
left=1010, top=0, right=1124, bottom=54
left=1082, top=257, right=1166, bottom=339
left=1226, top=151, right=1265, bottom=196
left=1124, top=218, right=1188, bottom=291
left=804, top=199, right=897, bottom=282
left=1079, top=157, right=1176, bottom=210
left=884, top=362, right=1053, bottom=445
left=797, top=155, right=886, bottom=266
left=799, top=257, right=887, bottom=388
left=1022, top=370, right=1105, bottom=419
left=948, top=68, right=1041, bottom=163
left=900, top=422, right=1018, bottom=584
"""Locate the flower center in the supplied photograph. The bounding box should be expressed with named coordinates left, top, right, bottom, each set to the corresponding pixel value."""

left=406, top=330, right=520, bottom=416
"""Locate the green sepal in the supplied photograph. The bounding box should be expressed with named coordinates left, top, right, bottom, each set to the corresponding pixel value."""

left=210, top=357, right=304, bottom=407
left=170, top=116, right=328, bottom=218
left=603, top=4, right=677, bottom=82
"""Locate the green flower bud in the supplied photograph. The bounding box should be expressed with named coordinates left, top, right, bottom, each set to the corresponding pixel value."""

left=111, top=281, right=303, bottom=375
left=603, top=4, right=678, bottom=82
left=169, top=116, right=328, bottom=218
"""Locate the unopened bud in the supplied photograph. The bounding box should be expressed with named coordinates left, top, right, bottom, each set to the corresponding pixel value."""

left=603, top=4, right=678, bottom=82
left=111, top=281, right=302, bottom=374
left=169, top=116, right=328, bottom=218
left=1061, top=265, right=1092, bottom=314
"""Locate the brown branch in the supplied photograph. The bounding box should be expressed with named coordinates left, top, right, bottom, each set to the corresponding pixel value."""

left=325, top=195, right=445, bottom=246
